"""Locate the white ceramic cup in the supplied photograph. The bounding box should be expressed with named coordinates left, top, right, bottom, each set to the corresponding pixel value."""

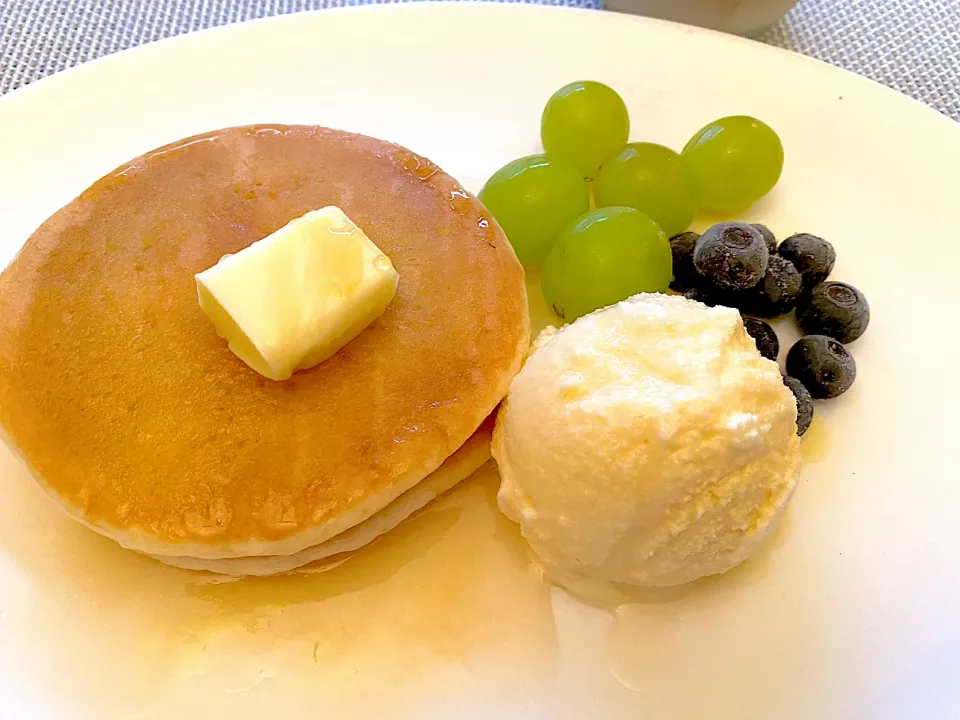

left=603, top=0, right=800, bottom=35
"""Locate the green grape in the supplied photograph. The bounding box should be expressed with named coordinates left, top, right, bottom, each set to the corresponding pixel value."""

left=542, top=207, right=672, bottom=322
left=680, top=115, right=784, bottom=212
left=541, top=81, right=630, bottom=180
left=478, top=154, right=589, bottom=267
left=594, top=142, right=699, bottom=238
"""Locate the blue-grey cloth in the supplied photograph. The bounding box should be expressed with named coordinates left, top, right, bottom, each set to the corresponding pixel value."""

left=0, top=0, right=957, bottom=120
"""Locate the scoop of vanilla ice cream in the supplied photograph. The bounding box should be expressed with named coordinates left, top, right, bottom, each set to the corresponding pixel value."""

left=492, top=293, right=801, bottom=591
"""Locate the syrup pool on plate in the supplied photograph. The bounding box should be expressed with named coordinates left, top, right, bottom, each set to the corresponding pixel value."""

left=0, top=448, right=556, bottom=719
left=800, top=415, right=831, bottom=463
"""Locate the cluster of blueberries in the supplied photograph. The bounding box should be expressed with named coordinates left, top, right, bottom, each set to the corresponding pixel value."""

left=669, top=223, right=869, bottom=436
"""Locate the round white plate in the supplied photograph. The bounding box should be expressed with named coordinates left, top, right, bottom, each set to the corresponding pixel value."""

left=1, top=5, right=958, bottom=719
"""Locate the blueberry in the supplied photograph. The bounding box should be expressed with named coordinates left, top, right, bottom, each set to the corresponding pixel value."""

left=683, top=284, right=737, bottom=309
left=743, top=317, right=779, bottom=362
left=683, top=285, right=717, bottom=307
left=669, top=232, right=700, bottom=291
left=796, top=281, right=870, bottom=344
left=751, top=223, right=778, bottom=255
left=743, top=255, right=803, bottom=317
left=683, top=286, right=717, bottom=307
left=693, top=222, right=769, bottom=291
left=785, top=335, right=856, bottom=399
left=778, top=233, right=836, bottom=288
left=783, top=376, right=814, bottom=436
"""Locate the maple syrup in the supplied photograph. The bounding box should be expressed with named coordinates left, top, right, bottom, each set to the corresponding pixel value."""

left=0, top=450, right=556, bottom=718
left=800, top=415, right=831, bottom=464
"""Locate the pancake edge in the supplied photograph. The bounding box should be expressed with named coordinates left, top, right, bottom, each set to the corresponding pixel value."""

left=148, top=427, right=493, bottom=576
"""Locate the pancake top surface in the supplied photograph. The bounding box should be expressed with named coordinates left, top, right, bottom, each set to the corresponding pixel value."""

left=0, top=125, right=527, bottom=557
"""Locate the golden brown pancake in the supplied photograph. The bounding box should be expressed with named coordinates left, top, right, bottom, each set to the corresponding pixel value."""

left=0, top=125, right=528, bottom=559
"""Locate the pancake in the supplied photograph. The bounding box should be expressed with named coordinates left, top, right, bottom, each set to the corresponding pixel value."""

left=150, top=417, right=494, bottom=576
left=0, top=125, right=528, bottom=560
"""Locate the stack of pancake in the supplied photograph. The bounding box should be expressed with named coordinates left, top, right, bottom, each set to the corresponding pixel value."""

left=0, top=125, right=528, bottom=576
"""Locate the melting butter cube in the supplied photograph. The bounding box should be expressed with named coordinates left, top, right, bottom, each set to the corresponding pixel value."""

left=196, top=207, right=399, bottom=381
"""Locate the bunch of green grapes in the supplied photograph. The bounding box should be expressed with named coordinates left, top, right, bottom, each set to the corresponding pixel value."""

left=479, top=79, right=785, bottom=323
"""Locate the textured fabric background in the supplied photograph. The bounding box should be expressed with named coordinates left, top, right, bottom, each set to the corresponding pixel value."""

left=0, top=0, right=957, bottom=120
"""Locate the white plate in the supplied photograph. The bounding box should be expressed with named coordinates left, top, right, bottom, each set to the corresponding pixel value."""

left=1, top=5, right=959, bottom=719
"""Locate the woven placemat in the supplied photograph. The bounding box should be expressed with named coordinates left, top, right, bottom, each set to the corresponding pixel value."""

left=0, top=0, right=957, bottom=120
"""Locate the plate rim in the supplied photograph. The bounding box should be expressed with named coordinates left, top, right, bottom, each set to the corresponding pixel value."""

left=0, top=2, right=956, bottom=136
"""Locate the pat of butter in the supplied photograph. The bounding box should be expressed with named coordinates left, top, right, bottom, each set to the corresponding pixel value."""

left=196, top=207, right=399, bottom=381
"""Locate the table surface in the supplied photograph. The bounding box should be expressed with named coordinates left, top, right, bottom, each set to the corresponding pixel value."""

left=0, top=0, right=958, bottom=121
